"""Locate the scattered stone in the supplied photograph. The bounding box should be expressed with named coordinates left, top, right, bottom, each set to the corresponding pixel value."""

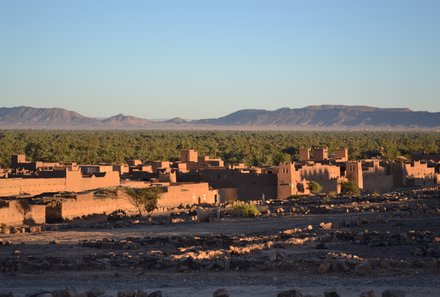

left=332, top=260, right=350, bottom=272
left=171, top=218, right=184, bottom=224
left=382, top=289, right=405, bottom=297
left=86, top=289, right=105, bottom=297
left=360, top=290, right=377, bottom=297
left=395, top=260, right=411, bottom=269
left=0, top=292, right=14, bottom=297
left=318, top=262, right=331, bottom=273
left=324, top=290, right=340, bottom=297
left=319, top=222, right=332, bottom=230
left=276, top=207, right=285, bottom=214
left=53, top=287, right=78, bottom=297
left=224, top=259, right=230, bottom=271
left=148, top=291, right=164, bottom=297
left=25, top=291, right=52, bottom=297
left=196, top=209, right=210, bottom=222
left=277, top=289, right=303, bottom=297
left=30, top=226, right=42, bottom=233
left=283, top=228, right=301, bottom=235
left=355, top=261, right=371, bottom=275
left=135, top=291, right=148, bottom=297
left=213, top=288, right=229, bottom=297
left=316, top=242, right=327, bottom=249
left=1, top=226, right=11, bottom=235
left=117, top=291, right=135, bottom=297
left=268, top=251, right=277, bottom=262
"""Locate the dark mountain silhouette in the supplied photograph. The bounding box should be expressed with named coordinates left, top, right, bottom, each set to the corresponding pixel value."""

left=0, top=105, right=439, bottom=130
left=101, top=113, right=152, bottom=127
left=164, top=117, right=188, bottom=124
left=194, top=105, right=440, bottom=129
left=0, top=106, right=99, bottom=128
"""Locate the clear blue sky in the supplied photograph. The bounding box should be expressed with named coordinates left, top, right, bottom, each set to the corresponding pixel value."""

left=0, top=0, right=439, bottom=119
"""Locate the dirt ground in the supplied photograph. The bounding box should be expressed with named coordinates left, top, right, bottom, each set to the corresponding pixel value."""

left=1, top=190, right=440, bottom=296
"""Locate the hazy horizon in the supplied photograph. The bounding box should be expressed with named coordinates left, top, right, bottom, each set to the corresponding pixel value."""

left=1, top=0, right=439, bottom=119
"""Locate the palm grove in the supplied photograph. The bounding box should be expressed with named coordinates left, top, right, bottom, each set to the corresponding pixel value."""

left=0, top=130, right=438, bottom=168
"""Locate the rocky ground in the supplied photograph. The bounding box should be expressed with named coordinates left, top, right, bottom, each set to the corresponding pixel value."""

left=1, top=188, right=440, bottom=297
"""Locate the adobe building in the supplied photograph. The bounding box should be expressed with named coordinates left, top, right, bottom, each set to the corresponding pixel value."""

left=127, top=159, right=142, bottom=167
left=152, top=161, right=170, bottom=172
left=4, top=147, right=440, bottom=222
left=298, top=148, right=311, bottom=162
left=200, top=168, right=276, bottom=201
left=298, top=163, right=344, bottom=193
left=277, top=163, right=309, bottom=198
left=392, top=160, right=437, bottom=188
left=10, top=154, right=64, bottom=172
left=229, top=163, right=246, bottom=170
left=157, top=182, right=219, bottom=206
left=412, top=152, right=440, bottom=163
left=181, top=149, right=198, bottom=163
left=346, top=159, right=439, bottom=193
left=178, top=168, right=277, bottom=201
left=0, top=155, right=120, bottom=197
left=334, top=148, right=349, bottom=162
left=313, top=147, right=328, bottom=162
left=197, top=156, right=225, bottom=167
left=80, top=165, right=114, bottom=174
left=110, top=163, right=130, bottom=175
left=178, top=149, right=226, bottom=171
left=122, top=165, right=177, bottom=183
left=346, top=161, right=363, bottom=190
left=298, top=147, right=347, bottom=163
left=361, top=159, right=394, bottom=193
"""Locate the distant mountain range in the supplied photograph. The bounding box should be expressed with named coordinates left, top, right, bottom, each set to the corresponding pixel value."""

left=0, top=105, right=439, bottom=130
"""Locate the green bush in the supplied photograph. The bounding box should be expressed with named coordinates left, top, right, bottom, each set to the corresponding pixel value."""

left=323, top=196, right=332, bottom=205
left=341, top=182, right=361, bottom=195
left=327, top=191, right=337, bottom=199
left=1, top=223, right=9, bottom=234
left=287, top=195, right=305, bottom=200
left=257, top=205, right=270, bottom=214
left=308, top=181, right=323, bottom=194
left=125, top=187, right=164, bottom=215
left=232, top=203, right=261, bottom=217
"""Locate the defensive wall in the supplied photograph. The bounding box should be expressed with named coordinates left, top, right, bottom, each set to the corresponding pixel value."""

left=0, top=169, right=120, bottom=197
left=45, top=192, right=137, bottom=222
left=0, top=200, right=45, bottom=226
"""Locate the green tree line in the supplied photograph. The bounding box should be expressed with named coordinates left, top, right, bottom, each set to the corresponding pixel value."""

left=0, top=130, right=438, bottom=167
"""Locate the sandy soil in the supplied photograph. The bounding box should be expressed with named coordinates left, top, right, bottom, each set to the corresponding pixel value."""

left=1, top=193, right=440, bottom=296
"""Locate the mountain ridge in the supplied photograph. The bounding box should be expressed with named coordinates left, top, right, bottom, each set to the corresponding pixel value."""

left=0, top=105, right=439, bottom=130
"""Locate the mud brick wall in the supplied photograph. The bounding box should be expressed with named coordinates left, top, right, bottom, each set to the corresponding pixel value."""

left=0, top=200, right=45, bottom=226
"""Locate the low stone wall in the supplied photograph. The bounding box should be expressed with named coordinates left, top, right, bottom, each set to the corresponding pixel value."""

left=65, top=170, right=120, bottom=192
left=216, top=188, right=239, bottom=202
left=120, top=182, right=220, bottom=207
left=0, top=200, right=45, bottom=226
left=363, top=174, right=394, bottom=193
left=46, top=192, right=138, bottom=221
left=0, top=177, right=66, bottom=197
left=3, top=182, right=221, bottom=224
left=158, top=183, right=217, bottom=207
left=0, top=170, right=120, bottom=197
